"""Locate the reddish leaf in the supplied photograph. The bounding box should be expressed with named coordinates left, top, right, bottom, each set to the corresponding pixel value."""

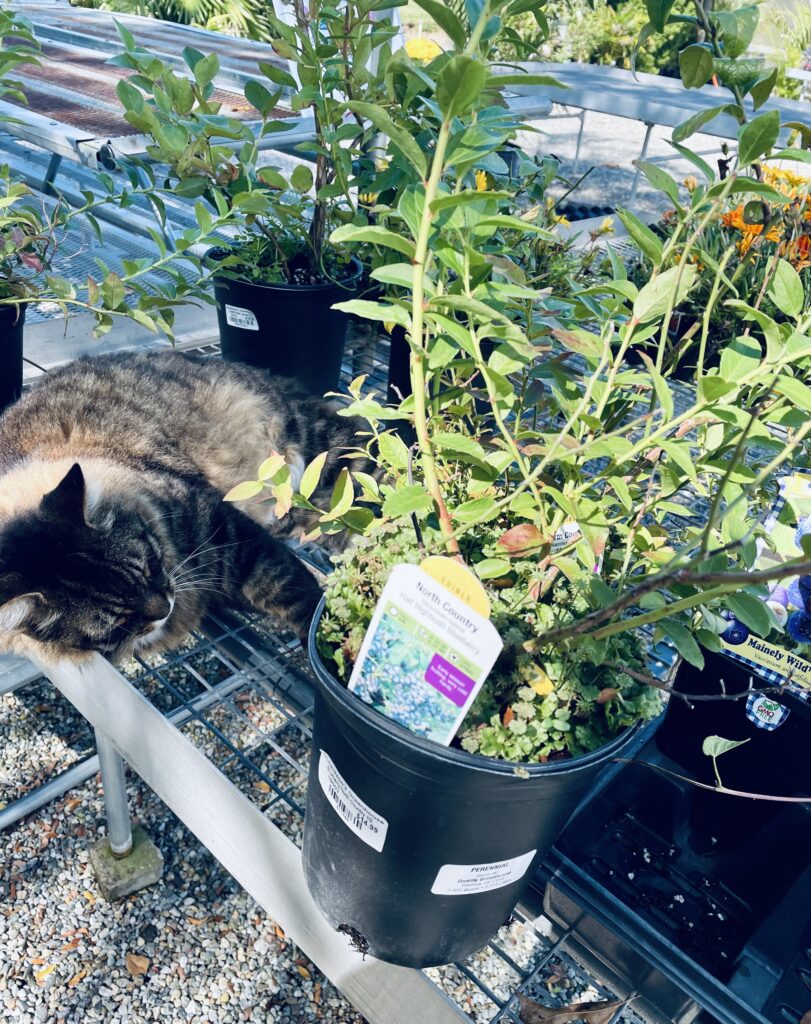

left=597, top=688, right=619, bottom=704
left=497, top=524, right=546, bottom=556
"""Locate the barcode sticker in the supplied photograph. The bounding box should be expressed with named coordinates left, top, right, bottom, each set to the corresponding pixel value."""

left=225, top=304, right=259, bottom=330
left=318, top=750, right=388, bottom=852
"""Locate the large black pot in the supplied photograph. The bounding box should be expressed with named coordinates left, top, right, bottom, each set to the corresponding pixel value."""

left=302, top=600, right=642, bottom=968
left=212, top=257, right=362, bottom=396
left=0, top=302, right=25, bottom=414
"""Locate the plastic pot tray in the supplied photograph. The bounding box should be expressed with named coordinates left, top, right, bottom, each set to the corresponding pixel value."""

left=533, top=652, right=811, bottom=1024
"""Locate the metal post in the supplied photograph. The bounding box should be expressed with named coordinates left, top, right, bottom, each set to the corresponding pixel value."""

left=94, top=728, right=133, bottom=857
left=43, top=153, right=62, bottom=195
left=571, top=109, right=587, bottom=175
left=628, top=121, right=654, bottom=206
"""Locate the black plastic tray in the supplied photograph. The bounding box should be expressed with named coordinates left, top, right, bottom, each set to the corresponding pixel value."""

left=534, top=652, right=811, bottom=1024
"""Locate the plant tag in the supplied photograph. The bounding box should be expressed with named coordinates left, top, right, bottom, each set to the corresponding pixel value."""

left=551, top=519, right=582, bottom=554
left=431, top=849, right=537, bottom=896
left=348, top=564, right=503, bottom=745
left=745, top=694, right=789, bottom=731
left=420, top=555, right=491, bottom=617
left=224, top=304, right=259, bottom=330
left=318, top=750, right=388, bottom=852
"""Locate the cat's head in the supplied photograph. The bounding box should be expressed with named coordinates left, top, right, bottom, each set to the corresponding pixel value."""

left=0, top=463, right=175, bottom=660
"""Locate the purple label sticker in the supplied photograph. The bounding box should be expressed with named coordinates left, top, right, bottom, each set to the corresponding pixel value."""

left=424, top=653, right=477, bottom=707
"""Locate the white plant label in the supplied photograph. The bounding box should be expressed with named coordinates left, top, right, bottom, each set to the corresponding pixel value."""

left=551, top=519, right=582, bottom=554
left=348, top=564, right=503, bottom=745
left=318, top=750, right=388, bottom=852
left=225, top=304, right=259, bottom=331
left=431, top=849, right=537, bottom=896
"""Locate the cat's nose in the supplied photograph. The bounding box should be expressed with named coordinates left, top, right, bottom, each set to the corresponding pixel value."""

left=143, top=594, right=172, bottom=623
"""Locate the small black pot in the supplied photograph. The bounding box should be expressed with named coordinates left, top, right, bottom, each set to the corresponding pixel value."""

left=302, top=600, right=642, bottom=968
left=212, top=257, right=362, bottom=396
left=0, top=302, right=26, bottom=414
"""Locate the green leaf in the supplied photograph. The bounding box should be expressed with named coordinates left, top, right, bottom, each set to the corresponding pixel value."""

left=290, top=164, right=313, bottom=192
left=489, top=72, right=566, bottom=89
left=378, top=432, right=410, bottom=471
left=679, top=44, right=714, bottom=89
left=452, top=496, right=500, bottom=524
left=193, top=53, right=219, bottom=89
left=662, top=618, right=704, bottom=668
left=726, top=593, right=771, bottom=635
left=410, top=0, right=466, bottom=48
left=382, top=485, right=434, bottom=518
left=750, top=66, right=778, bottom=110
left=433, top=432, right=486, bottom=460
left=257, top=453, right=286, bottom=480
left=300, top=451, right=328, bottom=499
left=633, top=265, right=697, bottom=323
left=474, top=558, right=512, bottom=580
left=321, top=468, right=355, bottom=522
left=346, top=101, right=427, bottom=177
left=330, top=224, right=416, bottom=260
left=637, top=351, right=674, bottom=421
left=714, top=6, right=759, bottom=59
left=332, top=299, right=411, bottom=329
left=436, top=55, right=486, bottom=120
left=634, top=160, right=681, bottom=206
left=774, top=375, right=811, bottom=412
left=615, top=207, right=663, bottom=265
left=646, top=0, right=676, bottom=31
left=673, top=104, right=743, bottom=144
left=245, top=80, right=275, bottom=116
left=768, top=258, right=804, bottom=319
left=553, top=327, right=604, bottom=359
left=737, top=110, right=780, bottom=167
left=430, top=189, right=510, bottom=212
left=702, top=735, right=750, bottom=758
left=223, top=479, right=264, bottom=502
left=719, top=335, right=761, bottom=381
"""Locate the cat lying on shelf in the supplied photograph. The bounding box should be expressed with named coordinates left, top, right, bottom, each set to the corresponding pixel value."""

left=0, top=350, right=365, bottom=662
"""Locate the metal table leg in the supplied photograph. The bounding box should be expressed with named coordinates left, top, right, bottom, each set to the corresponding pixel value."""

left=94, top=727, right=133, bottom=857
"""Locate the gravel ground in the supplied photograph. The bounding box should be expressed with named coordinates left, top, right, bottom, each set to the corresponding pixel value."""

left=0, top=677, right=364, bottom=1024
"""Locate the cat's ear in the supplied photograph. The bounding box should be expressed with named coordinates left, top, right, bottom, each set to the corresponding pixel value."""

left=40, top=463, right=87, bottom=524
left=0, top=573, right=36, bottom=636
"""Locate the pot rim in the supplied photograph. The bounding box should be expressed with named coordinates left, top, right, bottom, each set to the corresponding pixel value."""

left=210, top=252, right=363, bottom=295
left=308, top=598, right=641, bottom=779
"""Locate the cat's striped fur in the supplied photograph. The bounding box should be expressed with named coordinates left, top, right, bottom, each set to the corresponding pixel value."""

left=0, top=351, right=364, bottom=662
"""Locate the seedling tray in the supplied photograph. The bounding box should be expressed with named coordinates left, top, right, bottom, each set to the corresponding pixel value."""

left=535, top=652, right=811, bottom=1024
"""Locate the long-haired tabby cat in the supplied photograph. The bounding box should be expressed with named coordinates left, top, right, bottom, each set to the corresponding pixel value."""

left=0, top=350, right=363, bottom=662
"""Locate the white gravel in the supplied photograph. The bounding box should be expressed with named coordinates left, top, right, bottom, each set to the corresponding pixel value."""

left=0, top=678, right=363, bottom=1024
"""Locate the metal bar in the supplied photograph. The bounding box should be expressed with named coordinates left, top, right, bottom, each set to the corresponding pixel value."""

left=628, top=122, right=654, bottom=206
left=94, top=728, right=133, bottom=856
left=29, top=650, right=469, bottom=1024
left=43, top=153, right=62, bottom=195
left=0, top=668, right=248, bottom=832
left=571, top=109, right=587, bottom=176
left=0, top=653, right=41, bottom=697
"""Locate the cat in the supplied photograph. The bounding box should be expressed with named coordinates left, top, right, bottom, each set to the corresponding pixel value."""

left=0, top=350, right=366, bottom=663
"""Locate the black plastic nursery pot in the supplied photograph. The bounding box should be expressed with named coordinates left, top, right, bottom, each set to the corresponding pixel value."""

left=535, top=650, right=811, bottom=1024
left=212, top=257, right=362, bottom=396
left=0, top=302, right=25, bottom=414
left=302, top=601, right=643, bottom=968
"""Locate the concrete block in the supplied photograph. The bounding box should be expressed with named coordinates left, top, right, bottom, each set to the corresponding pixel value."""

left=89, top=825, right=164, bottom=900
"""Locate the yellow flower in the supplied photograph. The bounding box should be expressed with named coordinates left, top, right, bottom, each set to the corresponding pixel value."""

left=405, top=37, right=442, bottom=62
left=598, top=216, right=615, bottom=234
left=474, top=169, right=488, bottom=191
left=683, top=175, right=698, bottom=193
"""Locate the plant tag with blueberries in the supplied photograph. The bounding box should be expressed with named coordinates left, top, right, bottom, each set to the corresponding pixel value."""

left=348, top=560, right=503, bottom=745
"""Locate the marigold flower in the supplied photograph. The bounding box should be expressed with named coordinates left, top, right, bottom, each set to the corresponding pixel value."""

left=474, top=169, right=488, bottom=191
left=405, top=37, right=442, bottom=62
left=683, top=175, right=698, bottom=193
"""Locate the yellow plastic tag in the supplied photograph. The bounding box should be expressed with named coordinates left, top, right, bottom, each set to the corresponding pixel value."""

left=420, top=556, right=491, bottom=618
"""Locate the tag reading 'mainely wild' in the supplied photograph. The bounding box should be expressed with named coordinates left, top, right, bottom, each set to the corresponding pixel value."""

left=348, top=564, right=503, bottom=745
